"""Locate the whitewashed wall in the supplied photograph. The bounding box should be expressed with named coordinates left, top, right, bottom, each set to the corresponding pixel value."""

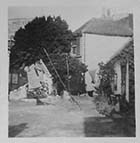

left=79, top=33, right=131, bottom=70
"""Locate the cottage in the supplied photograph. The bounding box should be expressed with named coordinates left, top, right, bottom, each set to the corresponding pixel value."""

left=72, top=13, right=133, bottom=67
left=72, top=13, right=134, bottom=111
left=106, top=39, right=135, bottom=111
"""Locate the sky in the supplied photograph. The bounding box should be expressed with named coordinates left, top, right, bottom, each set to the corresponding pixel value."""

left=8, top=0, right=139, bottom=70
left=8, top=0, right=139, bottom=31
left=8, top=6, right=102, bottom=31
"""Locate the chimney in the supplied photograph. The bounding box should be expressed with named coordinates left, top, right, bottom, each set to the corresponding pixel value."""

left=102, top=8, right=112, bottom=19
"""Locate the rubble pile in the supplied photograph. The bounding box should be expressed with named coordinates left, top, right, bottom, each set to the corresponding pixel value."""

left=9, top=84, right=27, bottom=101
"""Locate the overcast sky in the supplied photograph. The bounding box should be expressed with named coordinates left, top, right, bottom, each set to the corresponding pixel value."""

left=8, top=0, right=139, bottom=31
left=8, top=0, right=139, bottom=70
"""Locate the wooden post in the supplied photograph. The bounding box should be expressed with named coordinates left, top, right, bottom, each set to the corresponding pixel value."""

left=84, top=33, right=86, bottom=63
left=126, top=57, right=129, bottom=102
left=66, top=54, right=70, bottom=92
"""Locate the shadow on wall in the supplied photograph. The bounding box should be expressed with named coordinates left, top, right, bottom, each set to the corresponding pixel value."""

left=84, top=116, right=135, bottom=137
left=9, top=123, right=28, bottom=137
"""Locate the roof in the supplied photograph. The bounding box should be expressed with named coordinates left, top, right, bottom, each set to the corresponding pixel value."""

left=106, top=39, right=134, bottom=68
left=74, top=14, right=133, bottom=37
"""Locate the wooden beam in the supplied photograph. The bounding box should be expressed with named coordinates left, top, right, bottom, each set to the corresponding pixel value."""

left=126, top=57, right=129, bottom=102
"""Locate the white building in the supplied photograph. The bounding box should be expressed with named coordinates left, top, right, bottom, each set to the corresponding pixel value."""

left=72, top=13, right=133, bottom=93
left=72, top=13, right=133, bottom=69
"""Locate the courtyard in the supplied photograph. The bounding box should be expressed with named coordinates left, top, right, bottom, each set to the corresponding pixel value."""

left=9, top=96, right=135, bottom=137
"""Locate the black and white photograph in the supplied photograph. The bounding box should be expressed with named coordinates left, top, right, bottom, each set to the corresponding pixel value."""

left=8, top=4, right=136, bottom=138
left=1, top=0, right=139, bottom=141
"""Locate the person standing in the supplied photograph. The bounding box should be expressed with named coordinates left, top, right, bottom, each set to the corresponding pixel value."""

left=85, top=71, right=95, bottom=97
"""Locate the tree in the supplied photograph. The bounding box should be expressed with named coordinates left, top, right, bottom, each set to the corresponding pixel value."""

left=10, top=16, right=87, bottom=94
left=10, top=16, right=72, bottom=68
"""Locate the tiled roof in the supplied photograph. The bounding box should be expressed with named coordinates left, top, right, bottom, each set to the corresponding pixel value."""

left=74, top=14, right=133, bottom=37
left=106, top=39, right=134, bottom=68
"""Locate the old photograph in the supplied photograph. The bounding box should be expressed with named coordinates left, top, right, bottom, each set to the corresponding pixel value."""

left=8, top=4, right=135, bottom=137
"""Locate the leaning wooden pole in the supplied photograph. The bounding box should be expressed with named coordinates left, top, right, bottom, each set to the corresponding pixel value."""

left=43, top=48, right=81, bottom=110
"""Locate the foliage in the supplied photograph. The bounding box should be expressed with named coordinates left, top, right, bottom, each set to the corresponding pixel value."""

left=10, top=16, right=87, bottom=94
left=43, top=53, right=87, bottom=94
left=98, top=61, right=115, bottom=96
left=10, top=16, right=73, bottom=68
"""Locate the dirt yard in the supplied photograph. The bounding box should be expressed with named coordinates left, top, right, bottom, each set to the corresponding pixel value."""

left=9, top=96, right=135, bottom=137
